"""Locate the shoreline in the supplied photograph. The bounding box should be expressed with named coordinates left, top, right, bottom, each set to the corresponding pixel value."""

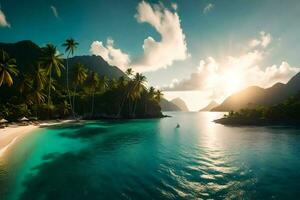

left=214, top=118, right=300, bottom=127
left=0, top=120, right=75, bottom=159
left=0, top=115, right=168, bottom=160
left=0, top=125, right=38, bottom=159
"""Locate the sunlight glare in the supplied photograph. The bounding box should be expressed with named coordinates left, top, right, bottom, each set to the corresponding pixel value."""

left=223, top=70, right=243, bottom=94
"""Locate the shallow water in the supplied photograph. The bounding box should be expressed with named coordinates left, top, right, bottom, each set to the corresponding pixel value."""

left=1, top=112, right=300, bottom=199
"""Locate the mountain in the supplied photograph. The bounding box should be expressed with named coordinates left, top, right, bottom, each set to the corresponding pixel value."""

left=0, top=40, right=125, bottom=78
left=67, top=55, right=125, bottom=79
left=199, top=101, right=219, bottom=111
left=171, top=98, right=189, bottom=111
left=212, top=72, right=300, bottom=111
left=0, top=40, right=42, bottom=73
left=0, top=40, right=126, bottom=101
left=160, top=98, right=181, bottom=111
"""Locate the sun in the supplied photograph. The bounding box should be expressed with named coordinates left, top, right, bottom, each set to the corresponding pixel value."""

left=223, top=71, right=244, bottom=94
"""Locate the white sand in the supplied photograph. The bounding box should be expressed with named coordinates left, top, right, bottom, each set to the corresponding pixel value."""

left=0, top=120, right=75, bottom=158
left=0, top=125, right=38, bottom=158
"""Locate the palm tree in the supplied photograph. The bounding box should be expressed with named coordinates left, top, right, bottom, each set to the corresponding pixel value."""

left=109, top=78, right=118, bottom=89
left=19, top=74, right=32, bottom=95
left=32, top=63, right=46, bottom=91
left=62, top=38, right=79, bottom=118
left=149, top=87, right=155, bottom=99
left=28, top=88, right=46, bottom=106
left=144, top=86, right=156, bottom=114
left=87, top=71, right=100, bottom=117
left=28, top=64, right=47, bottom=118
left=125, top=68, right=133, bottom=77
left=28, top=87, right=46, bottom=118
left=117, top=76, right=127, bottom=88
left=40, top=44, right=64, bottom=115
left=154, top=89, right=163, bottom=102
left=59, top=100, right=71, bottom=117
left=98, top=76, right=109, bottom=93
left=72, top=63, right=88, bottom=115
left=131, top=73, right=147, bottom=117
left=116, top=68, right=135, bottom=117
left=0, top=50, right=19, bottom=87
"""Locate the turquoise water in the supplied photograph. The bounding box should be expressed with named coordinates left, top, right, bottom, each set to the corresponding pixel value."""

left=1, top=112, right=300, bottom=199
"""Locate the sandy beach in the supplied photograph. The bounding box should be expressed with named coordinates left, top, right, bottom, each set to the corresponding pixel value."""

left=0, top=120, right=75, bottom=159
left=0, top=125, right=39, bottom=158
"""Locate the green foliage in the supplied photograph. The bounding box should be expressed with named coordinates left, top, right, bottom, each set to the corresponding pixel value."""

left=0, top=50, right=19, bottom=87
left=225, top=92, right=300, bottom=122
left=0, top=47, right=163, bottom=121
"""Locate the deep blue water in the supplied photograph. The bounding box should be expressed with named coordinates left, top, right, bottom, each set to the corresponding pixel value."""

left=1, top=112, right=300, bottom=200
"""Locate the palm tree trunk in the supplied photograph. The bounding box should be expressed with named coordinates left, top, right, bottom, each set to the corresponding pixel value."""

left=117, top=86, right=131, bottom=117
left=117, top=95, right=127, bottom=117
left=144, top=99, right=147, bottom=116
left=72, top=85, right=77, bottom=116
left=47, top=70, right=52, bottom=118
left=91, top=90, right=95, bottom=117
left=35, top=106, right=38, bottom=119
left=133, top=99, right=137, bottom=118
left=66, top=54, right=75, bottom=119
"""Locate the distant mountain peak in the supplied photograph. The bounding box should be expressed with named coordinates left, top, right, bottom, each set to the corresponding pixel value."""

left=199, top=101, right=219, bottom=111
left=287, top=72, right=300, bottom=86
left=160, top=98, right=181, bottom=111
left=171, top=98, right=189, bottom=111
left=0, top=40, right=125, bottom=79
left=212, top=72, right=300, bottom=111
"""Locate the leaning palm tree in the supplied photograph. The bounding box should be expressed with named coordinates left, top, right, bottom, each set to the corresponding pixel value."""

left=144, top=86, right=156, bottom=114
left=72, top=63, right=88, bottom=115
left=62, top=38, right=79, bottom=117
left=0, top=50, right=19, bottom=87
left=131, top=73, right=147, bottom=117
left=116, top=68, right=134, bottom=117
left=116, top=79, right=132, bottom=117
left=87, top=72, right=100, bottom=117
left=40, top=44, right=64, bottom=110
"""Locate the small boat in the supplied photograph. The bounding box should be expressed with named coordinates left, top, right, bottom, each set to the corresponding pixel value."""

left=176, top=123, right=180, bottom=128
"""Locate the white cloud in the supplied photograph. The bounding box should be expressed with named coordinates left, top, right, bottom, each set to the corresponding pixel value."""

left=90, top=1, right=188, bottom=72
left=249, top=31, right=272, bottom=48
left=203, top=3, right=214, bottom=14
left=165, top=57, right=299, bottom=103
left=50, top=5, right=59, bottom=18
left=247, top=62, right=299, bottom=87
left=0, top=9, right=10, bottom=27
left=90, top=38, right=130, bottom=71
left=164, top=32, right=299, bottom=103
left=131, top=1, right=188, bottom=72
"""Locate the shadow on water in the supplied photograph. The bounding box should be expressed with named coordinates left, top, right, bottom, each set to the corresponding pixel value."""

left=59, top=127, right=109, bottom=139
left=18, top=150, right=97, bottom=200
left=17, top=126, right=150, bottom=200
left=44, top=121, right=111, bottom=140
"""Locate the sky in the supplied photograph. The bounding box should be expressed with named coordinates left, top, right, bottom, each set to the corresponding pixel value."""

left=1, top=0, right=300, bottom=110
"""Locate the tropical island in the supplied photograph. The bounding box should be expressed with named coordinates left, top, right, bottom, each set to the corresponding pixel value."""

left=2, top=1, right=300, bottom=199
left=214, top=94, right=300, bottom=126
left=214, top=72, right=300, bottom=126
left=0, top=40, right=166, bottom=123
